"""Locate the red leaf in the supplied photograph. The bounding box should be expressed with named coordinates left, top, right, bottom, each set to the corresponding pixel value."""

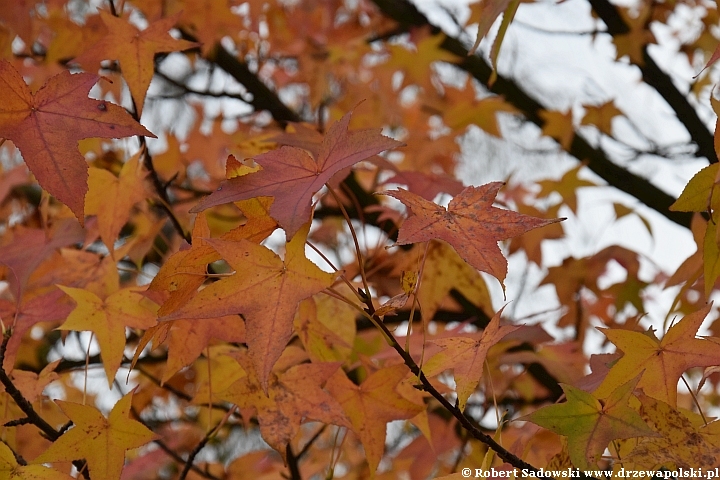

left=191, top=108, right=404, bottom=237
left=386, top=183, right=563, bottom=287
left=0, top=61, right=154, bottom=222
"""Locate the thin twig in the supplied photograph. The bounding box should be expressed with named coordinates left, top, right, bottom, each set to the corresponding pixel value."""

left=326, top=185, right=372, bottom=307
left=285, top=443, right=302, bottom=480
left=0, top=330, right=90, bottom=478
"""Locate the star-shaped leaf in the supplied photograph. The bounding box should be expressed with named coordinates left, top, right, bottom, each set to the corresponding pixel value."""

left=57, top=285, right=158, bottom=386
left=85, top=153, right=148, bottom=254
left=1, top=440, right=75, bottom=480
left=539, top=109, right=575, bottom=150
left=385, top=32, right=457, bottom=91
left=627, top=393, right=720, bottom=469
left=594, top=302, right=720, bottom=407
left=423, top=306, right=517, bottom=410
left=385, top=183, right=563, bottom=288
left=33, top=391, right=158, bottom=479
left=581, top=101, right=622, bottom=136
left=73, top=11, right=199, bottom=113
left=160, top=224, right=337, bottom=390
left=537, top=164, right=597, bottom=213
left=191, top=108, right=404, bottom=237
left=148, top=201, right=277, bottom=316
left=326, top=364, right=424, bottom=474
left=443, top=96, right=518, bottom=135
left=220, top=352, right=349, bottom=458
left=521, top=376, right=656, bottom=469
left=0, top=60, right=154, bottom=222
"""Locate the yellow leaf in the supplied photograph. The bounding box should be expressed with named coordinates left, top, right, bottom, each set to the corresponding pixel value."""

left=594, top=303, right=720, bottom=407
left=670, top=163, right=720, bottom=212
left=581, top=101, right=622, bottom=136
left=32, top=391, right=157, bottom=479
left=57, top=285, right=158, bottom=386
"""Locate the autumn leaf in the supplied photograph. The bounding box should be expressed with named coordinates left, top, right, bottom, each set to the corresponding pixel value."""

left=507, top=202, right=564, bottom=265
left=137, top=314, right=247, bottom=384
left=0, top=61, right=154, bottom=222
left=191, top=108, right=404, bottom=237
left=294, top=293, right=357, bottom=363
left=521, top=376, right=656, bottom=470
left=382, top=170, right=464, bottom=200
left=612, top=5, right=656, bottom=65
left=703, top=213, right=720, bottom=297
left=626, top=393, right=720, bottom=469
left=385, top=183, right=564, bottom=288
left=580, top=101, right=622, bottom=136
left=160, top=223, right=336, bottom=390
left=1, top=440, right=75, bottom=480
left=593, top=302, right=720, bottom=407
left=326, top=364, right=425, bottom=474
left=670, top=162, right=719, bottom=213
left=33, top=390, right=158, bottom=479
left=396, top=241, right=494, bottom=321
left=539, top=109, right=575, bottom=150
left=148, top=201, right=277, bottom=316
left=85, top=153, right=148, bottom=254
left=0, top=295, right=71, bottom=373
left=73, top=11, right=199, bottom=113
left=57, top=285, right=158, bottom=386
left=443, top=96, right=518, bottom=135
left=220, top=352, right=349, bottom=457
left=178, top=0, right=246, bottom=56
left=467, top=0, right=514, bottom=55
left=537, top=163, right=597, bottom=214
left=423, top=306, right=517, bottom=410
left=385, top=32, right=457, bottom=91
left=0, top=218, right=84, bottom=298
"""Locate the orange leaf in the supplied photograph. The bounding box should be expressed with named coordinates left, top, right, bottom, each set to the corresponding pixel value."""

left=594, top=302, right=720, bottom=407
left=580, top=101, right=622, bottom=136
left=220, top=352, right=349, bottom=457
left=148, top=202, right=277, bottom=316
left=385, top=32, right=457, bottom=91
left=0, top=61, right=154, bottom=222
left=443, top=96, right=518, bottom=135
left=423, top=306, right=517, bottom=410
left=537, top=163, right=597, bottom=214
left=467, top=0, right=513, bottom=55
left=162, top=316, right=245, bottom=383
left=85, top=153, right=148, bottom=254
left=32, top=390, right=158, bottom=479
left=191, top=108, right=404, bottom=237
left=386, top=183, right=563, bottom=288
left=73, top=11, right=199, bottom=113
left=326, top=364, right=424, bottom=474
left=539, top=109, right=575, bottom=150
left=160, top=223, right=336, bottom=390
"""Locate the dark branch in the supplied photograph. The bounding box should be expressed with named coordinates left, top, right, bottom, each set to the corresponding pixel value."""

left=369, top=0, right=693, bottom=229
left=587, top=0, right=716, bottom=164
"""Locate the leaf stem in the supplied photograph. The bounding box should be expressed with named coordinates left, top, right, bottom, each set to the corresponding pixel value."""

left=326, top=185, right=372, bottom=308
left=364, top=311, right=548, bottom=474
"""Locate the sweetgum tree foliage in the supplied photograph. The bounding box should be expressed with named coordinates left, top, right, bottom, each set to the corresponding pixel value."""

left=2, top=0, right=720, bottom=478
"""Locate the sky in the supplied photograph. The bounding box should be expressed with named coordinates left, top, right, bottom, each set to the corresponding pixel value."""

left=406, top=0, right=716, bottom=345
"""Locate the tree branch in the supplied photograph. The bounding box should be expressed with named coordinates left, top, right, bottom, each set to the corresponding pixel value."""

left=0, top=330, right=90, bottom=478
left=369, top=0, right=693, bottom=229
left=587, top=0, right=716, bottom=164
